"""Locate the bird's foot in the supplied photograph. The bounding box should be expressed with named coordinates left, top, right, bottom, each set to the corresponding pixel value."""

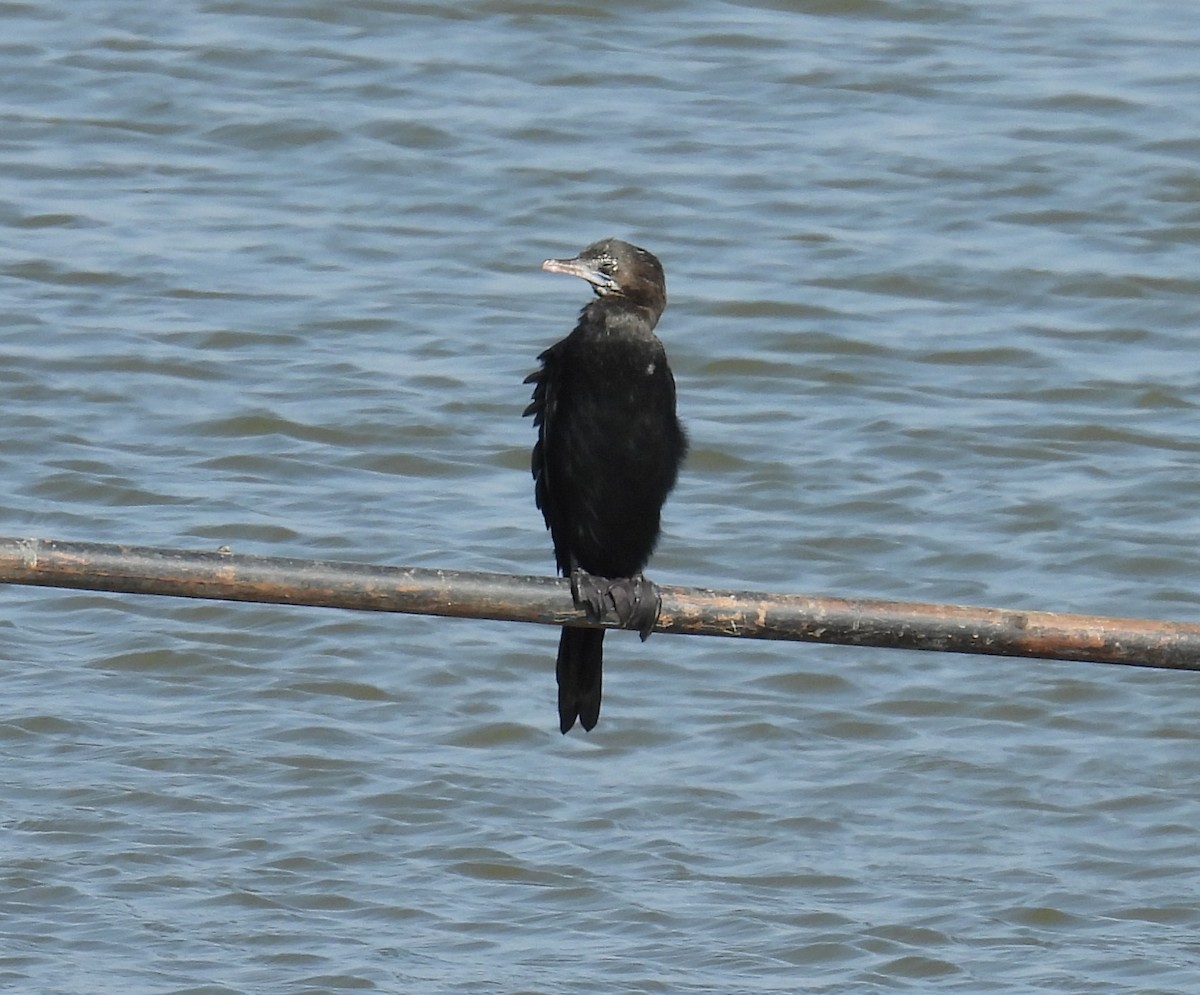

left=569, top=567, right=609, bottom=621
left=610, top=574, right=661, bottom=641
left=570, top=569, right=661, bottom=641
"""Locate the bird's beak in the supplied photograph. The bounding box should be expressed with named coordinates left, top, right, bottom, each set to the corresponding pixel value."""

left=542, top=256, right=611, bottom=292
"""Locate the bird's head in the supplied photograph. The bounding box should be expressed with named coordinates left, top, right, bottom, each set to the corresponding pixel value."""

left=542, top=238, right=666, bottom=315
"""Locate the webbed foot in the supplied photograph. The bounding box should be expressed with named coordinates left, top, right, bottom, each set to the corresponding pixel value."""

left=608, top=573, right=661, bottom=641
left=570, top=567, right=608, bottom=621
left=569, top=568, right=661, bottom=641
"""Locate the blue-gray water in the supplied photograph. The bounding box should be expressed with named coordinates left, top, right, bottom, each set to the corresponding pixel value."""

left=4, top=1, right=1200, bottom=992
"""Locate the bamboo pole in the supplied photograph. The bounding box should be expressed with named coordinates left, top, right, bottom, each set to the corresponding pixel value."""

left=2, top=536, right=1199, bottom=671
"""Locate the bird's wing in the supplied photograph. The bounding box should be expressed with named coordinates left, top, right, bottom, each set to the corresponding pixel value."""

left=522, top=340, right=562, bottom=523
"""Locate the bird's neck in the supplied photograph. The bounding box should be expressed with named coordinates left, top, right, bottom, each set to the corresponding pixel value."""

left=584, top=296, right=663, bottom=334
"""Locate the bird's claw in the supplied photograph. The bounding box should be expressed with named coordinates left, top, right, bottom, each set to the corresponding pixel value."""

left=569, top=569, right=661, bottom=641
left=610, top=574, right=661, bottom=641
left=570, top=567, right=609, bottom=621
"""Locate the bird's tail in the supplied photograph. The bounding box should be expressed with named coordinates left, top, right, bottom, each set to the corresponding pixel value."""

left=556, top=627, right=604, bottom=733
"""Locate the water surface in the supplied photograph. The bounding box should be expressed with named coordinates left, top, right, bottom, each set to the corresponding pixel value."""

left=3, top=1, right=1200, bottom=991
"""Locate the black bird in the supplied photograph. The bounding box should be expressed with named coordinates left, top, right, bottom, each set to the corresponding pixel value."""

left=524, top=238, right=687, bottom=733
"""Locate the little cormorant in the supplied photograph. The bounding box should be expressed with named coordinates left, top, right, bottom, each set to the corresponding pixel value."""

left=524, top=238, right=687, bottom=733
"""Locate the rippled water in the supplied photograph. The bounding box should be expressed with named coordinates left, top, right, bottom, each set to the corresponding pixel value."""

left=4, top=1, right=1200, bottom=991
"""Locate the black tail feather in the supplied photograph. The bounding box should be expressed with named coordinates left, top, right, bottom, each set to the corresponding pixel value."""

left=556, top=627, right=604, bottom=733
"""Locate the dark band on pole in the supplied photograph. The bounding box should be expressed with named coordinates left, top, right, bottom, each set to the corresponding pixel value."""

left=2, top=536, right=1200, bottom=671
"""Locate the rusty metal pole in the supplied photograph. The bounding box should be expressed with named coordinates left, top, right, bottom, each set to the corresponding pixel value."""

left=3, top=536, right=1200, bottom=671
